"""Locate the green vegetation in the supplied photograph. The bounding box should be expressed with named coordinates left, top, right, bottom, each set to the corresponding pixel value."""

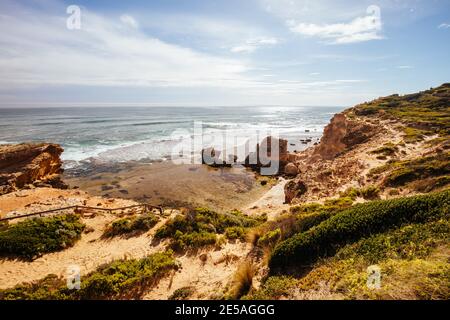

left=155, top=208, right=265, bottom=250
left=246, top=192, right=450, bottom=300
left=402, top=127, right=427, bottom=143
left=359, top=185, right=380, bottom=200
left=368, top=152, right=450, bottom=192
left=385, top=153, right=450, bottom=187
left=168, top=286, right=194, bottom=300
left=104, top=214, right=159, bottom=238
left=339, top=186, right=380, bottom=200
left=224, top=226, right=246, bottom=240
left=0, top=221, right=8, bottom=232
left=335, top=219, right=450, bottom=263
left=269, top=189, right=450, bottom=271
left=0, top=251, right=178, bottom=300
left=171, top=230, right=217, bottom=251
left=290, top=197, right=353, bottom=215
left=243, top=276, right=299, bottom=300
left=257, top=228, right=281, bottom=247
left=0, top=214, right=85, bottom=260
left=370, top=143, right=398, bottom=156
left=352, top=83, right=450, bottom=139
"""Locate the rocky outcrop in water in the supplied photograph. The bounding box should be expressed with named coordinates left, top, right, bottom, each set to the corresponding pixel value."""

left=202, top=136, right=292, bottom=175
left=244, top=136, right=290, bottom=175
left=0, top=143, right=67, bottom=195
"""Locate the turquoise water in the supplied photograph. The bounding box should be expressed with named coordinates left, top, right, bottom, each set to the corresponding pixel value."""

left=0, top=106, right=343, bottom=166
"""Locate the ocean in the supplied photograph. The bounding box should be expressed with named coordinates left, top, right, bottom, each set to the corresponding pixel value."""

left=0, top=106, right=344, bottom=168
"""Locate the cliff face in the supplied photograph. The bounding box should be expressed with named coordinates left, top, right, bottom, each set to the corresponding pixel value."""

left=313, top=113, right=378, bottom=160
left=0, top=143, right=67, bottom=195
left=284, top=83, right=450, bottom=204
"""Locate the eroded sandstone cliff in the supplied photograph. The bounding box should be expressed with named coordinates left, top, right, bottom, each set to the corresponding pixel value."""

left=313, top=113, right=379, bottom=160
left=0, top=143, right=67, bottom=195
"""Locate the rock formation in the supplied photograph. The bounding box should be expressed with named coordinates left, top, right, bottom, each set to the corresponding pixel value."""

left=202, top=136, right=292, bottom=175
left=313, top=113, right=378, bottom=160
left=284, top=163, right=298, bottom=176
left=0, top=143, right=67, bottom=195
left=244, top=136, right=289, bottom=175
left=282, top=112, right=383, bottom=203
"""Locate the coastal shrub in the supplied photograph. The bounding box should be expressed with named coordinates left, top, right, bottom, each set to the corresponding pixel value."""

left=171, top=231, right=217, bottom=250
left=0, top=251, right=178, bottom=300
left=75, top=251, right=177, bottom=299
left=370, top=144, right=398, bottom=156
left=290, top=197, right=352, bottom=215
left=368, top=152, right=450, bottom=189
left=0, top=214, right=85, bottom=260
left=257, top=228, right=282, bottom=247
left=403, top=127, right=426, bottom=143
left=104, top=214, right=159, bottom=238
left=388, top=188, right=400, bottom=196
left=295, top=211, right=332, bottom=233
left=0, top=221, right=8, bottom=232
left=155, top=208, right=265, bottom=249
left=169, top=286, right=194, bottom=300
left=323, top=197, right=354, bottom=210
left=0, top=274, right=66, bottom=300
left=290, top=203, right=323, bottom=214
left=335, top=219, right=450, bottom=264
left=250, top=217, right=450, bottom=300
left=243, top=276, right=299, bottom=300
left=225, top=226, right=246, bottom=240
left=269, top=189, right=450, bottom=271
left=384, top=153, right=450, bottom=187
left=411, top=176, right=450, bottom=193
left=339, top=187, right=360, bottom=200
left=352, top=84, right=450, bottom=139
left=359, top=185, right=380, bottom=200
left=253, top=211, right=332, bottom=253
left=339, top=186, right=379, bottom=200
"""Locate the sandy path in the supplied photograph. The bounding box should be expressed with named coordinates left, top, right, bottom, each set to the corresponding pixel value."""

left=244, top=178, right=289, bottom=220
left=145, top=242, right=251, bottom=300
left=0, top=179, right=288, bottom=298
left=0, top=212, right=171, bottom=289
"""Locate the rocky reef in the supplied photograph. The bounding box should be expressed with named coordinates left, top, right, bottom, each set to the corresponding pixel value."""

left=202, top=136, right=299, bottom=176
left=0, top=143, right=67, bottom=195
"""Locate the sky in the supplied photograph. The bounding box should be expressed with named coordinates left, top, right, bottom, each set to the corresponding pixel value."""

left=0, top=0, right=449, bottom=107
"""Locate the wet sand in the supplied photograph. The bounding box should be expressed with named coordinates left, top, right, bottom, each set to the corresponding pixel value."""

left=64, top=161, right=276, bottom=212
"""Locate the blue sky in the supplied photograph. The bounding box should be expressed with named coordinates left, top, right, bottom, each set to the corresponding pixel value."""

left=0, top=0, right=449, bottom=107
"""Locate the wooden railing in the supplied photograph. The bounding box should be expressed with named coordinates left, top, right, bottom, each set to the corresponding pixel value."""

left=0, top=204, right=163, bottom=222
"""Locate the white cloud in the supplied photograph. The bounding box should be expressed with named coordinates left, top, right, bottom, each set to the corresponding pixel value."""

left=0, top=0, right=374, bottom=106
left=309, top=72, right=320, bottom=76
left=120, top=14, right=139, bottom=29
left=397, top=65, right=413, bottom=69
left=0, top=2, right=255, bottom=90
left=231, top=37, right=279, bottom=53
left=288, top=5, right=383, bottom=44
left=438, top=23, right=450, bottom=29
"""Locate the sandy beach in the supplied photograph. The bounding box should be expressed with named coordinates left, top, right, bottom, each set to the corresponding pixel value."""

left=64, top=160, right=277, bottom=213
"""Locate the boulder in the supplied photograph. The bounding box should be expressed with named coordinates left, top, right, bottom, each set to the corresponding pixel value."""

left=284, top=163, right=298, bottom=176
left=244, top=136, right=289, bottom=175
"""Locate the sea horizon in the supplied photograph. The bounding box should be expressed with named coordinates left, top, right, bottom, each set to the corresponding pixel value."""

left=0, top=106, right=344, bottom=167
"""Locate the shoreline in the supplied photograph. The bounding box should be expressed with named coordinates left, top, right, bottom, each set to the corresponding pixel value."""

left=64, top=160, right=279, bottom=213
